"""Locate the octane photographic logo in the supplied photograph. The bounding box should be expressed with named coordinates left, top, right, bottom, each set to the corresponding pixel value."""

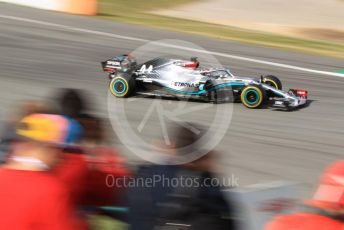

left=107, top=39, right=233, bottom=165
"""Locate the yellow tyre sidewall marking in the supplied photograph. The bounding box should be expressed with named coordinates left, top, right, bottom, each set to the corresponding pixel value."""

left=264, top=79, right=278, bottom=89
left=109, top=76, right=129, bottom=97
left=241, top=86, right=263, bottom=108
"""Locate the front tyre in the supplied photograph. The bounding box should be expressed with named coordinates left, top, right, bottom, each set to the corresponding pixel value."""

left=109, top=74, right=135, bottom=97
left=262, top=75, right=282, bottom=90
left=240, top=85, right=267, bottom=109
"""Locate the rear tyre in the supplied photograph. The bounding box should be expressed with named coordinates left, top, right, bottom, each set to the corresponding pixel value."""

left=240, top=85, right=267, bottom=109
left=262, top=75, right=282, bottom=90
left=109, top=74, right=135, bottom=97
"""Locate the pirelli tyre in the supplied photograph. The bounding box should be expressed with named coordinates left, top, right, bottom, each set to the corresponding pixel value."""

left=240, top=85, right=267, bottom=109
left=262, top=75, right=282, bottom=90
left=109, top=74, right=135, bottom=97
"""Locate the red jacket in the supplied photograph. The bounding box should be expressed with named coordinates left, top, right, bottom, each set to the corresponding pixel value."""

left=54, top=147, right=131, bottom=207
left=265, top=212, right=344, bottom=230
left=53, top=151, right=89, bottom=206
left=82, top=147, right=131, bottom=206
left=0, top=168, right=85, bottom=230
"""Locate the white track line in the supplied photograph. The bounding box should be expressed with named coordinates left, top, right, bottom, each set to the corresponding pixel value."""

left=1, top=14, right=344, bottom=78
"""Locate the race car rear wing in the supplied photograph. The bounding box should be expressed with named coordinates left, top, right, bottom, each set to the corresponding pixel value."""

left=101, top=54, right=137, bottom=74
left=101, top=59, right=122, bottom=73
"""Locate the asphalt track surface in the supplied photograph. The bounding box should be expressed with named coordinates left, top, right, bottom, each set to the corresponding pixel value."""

left=1, top=3, right=344, bottom=196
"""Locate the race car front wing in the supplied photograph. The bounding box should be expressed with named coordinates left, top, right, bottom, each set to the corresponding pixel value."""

left=261, top=84, right=308, bottom=109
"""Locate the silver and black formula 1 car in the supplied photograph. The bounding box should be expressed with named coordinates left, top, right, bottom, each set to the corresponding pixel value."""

left=101, top=54, right=308, bottom=109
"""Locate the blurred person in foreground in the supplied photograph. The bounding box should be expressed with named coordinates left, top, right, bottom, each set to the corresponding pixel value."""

left=78, top=114, right=131, bottom=229
left=0, top=100, right=48, bottom=163
left=53, top=88, right=130, bottom=205
left=56, top=88, right=87, bottom=144
left=52, top=88, right=89, bottom=206
left=265, top=161, right=344, bottom=230
left=78, top=114, right=131, bottom=207
left=53, top=89, right=131, bottom=229
left=128, top=123, right=237, bottom=230
left=0, top=113, right=85, bottom=229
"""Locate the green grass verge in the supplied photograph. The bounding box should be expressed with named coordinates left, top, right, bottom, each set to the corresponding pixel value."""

left=98, top=0, right=344, bottom=59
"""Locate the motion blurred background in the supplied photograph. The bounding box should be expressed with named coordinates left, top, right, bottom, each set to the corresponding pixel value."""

left=0, top=0, right=344, bottom=229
